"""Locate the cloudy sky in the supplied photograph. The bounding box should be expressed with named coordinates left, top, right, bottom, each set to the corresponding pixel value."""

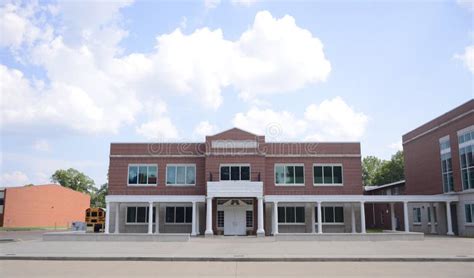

left=1, top=0, right=473, bottom=187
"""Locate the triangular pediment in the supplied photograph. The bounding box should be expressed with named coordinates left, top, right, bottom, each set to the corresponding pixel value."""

left=209, top=127, right=260, bottom=140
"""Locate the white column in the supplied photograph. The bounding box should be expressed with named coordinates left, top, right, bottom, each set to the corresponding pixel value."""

left=351, top=204, right=356, bottom=233
left=273, top=202, right=279, bottom=235
left=311, top=203, right=316, bottom=233
left=105, top=201, right=110, bottom=234
left=403, top=201, right=409, bottom=232
left=114, top=202, right=120, bottom=234
left=360, top=201, right=366, bottom=234
left=317, top=202, right=322, bottom=234
left=257, top=197, right=265, bottom=236
left=205, top=197, right=213, bottom=236
left=196, top=203, right=200, bottom=235
left=390, top=203, right=396, bottom=231
left=148, top=202, right=153, bottom=234
left=430, top=203, right=436, bottom=234
left=155, top=203, right=159, bottom=234
left=191, top=201, right=197, bottom=236
left=446, top=201, right=454, bottom=236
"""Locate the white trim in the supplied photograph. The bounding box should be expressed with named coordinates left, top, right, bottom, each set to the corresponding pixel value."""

left=264, top=194, right=459, bottom=203
left=127, top=164, right=158, bottom=187
left=364, top=180, right=405, bottom=192
left=219, top=164, right=251, bottom=181
left=274, top=163, right=305, bottom=186
left=403, top=109, right=474, bottom=144
left=313, top=163, right=344, bottom=186
left=266, top=154, right=361, bottom=158
left=211, top=140, right=258, bottom=149
left=111, top=154, right=205, bottom=158
left=107, top=195, right=206, bottom=203
left=457, top=125, right=474, bottom=136
left=166, top=164, right=196, bottom=186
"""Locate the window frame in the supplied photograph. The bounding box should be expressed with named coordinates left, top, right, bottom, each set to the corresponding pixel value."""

left=127, top=164, right=158, bottom=186
left=166, top=164, right=196, bottom=186
left=125, top=206, right=156, bottom=225
left=274, top=164, right=305, bottom=186
left=219, top=164, right=251, bottom=181
left=315, top=206, right=345, bottom=224
left=412, top=207, right=422, bottom=224
left=457, top=126, right=474, bottom=191
left=164, top=206, right=193, bottom=224
left=277, top=205, right=305, bottom=224
left=465, top=203, right=474, bottom=225
left=313, top=164, right=344, bottom=186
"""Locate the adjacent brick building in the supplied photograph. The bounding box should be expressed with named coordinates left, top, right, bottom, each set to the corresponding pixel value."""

left=0, top=184, right=90, bottom=228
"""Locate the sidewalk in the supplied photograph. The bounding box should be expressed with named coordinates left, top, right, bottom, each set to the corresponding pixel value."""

left=1, top=235, right=473, bottom=261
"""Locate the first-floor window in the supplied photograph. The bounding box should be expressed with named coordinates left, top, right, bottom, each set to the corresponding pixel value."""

left=315, top=206, right=344, bottom=223
left=126, top=206, right=156, bottom=223
left=278, top=206, right=305, bottom=223
left=428, top=207, right=437, bottom=223
left=165, top=206, right=192, bottom=223
left=217, top=211, right=224, bottom=228
left=128, top=165, right=157, bottom=185
left=465, top=204, right=474, bottom=224
left=246, top=210, right=253, bottom=228
left=413, top=207, right=421, bottom=223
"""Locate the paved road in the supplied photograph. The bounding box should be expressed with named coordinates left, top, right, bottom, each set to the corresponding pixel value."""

left=1, top=261, right=473, bottom=277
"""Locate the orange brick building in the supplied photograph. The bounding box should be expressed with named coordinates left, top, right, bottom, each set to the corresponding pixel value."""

left=0, top=184, right=90, bottom=228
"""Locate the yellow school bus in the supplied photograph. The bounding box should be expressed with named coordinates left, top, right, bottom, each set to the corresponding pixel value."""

left=85, top=207, right=106, bottom=232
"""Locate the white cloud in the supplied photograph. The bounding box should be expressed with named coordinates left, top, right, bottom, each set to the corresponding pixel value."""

left=205, top=0, right=221, bottom=9
left=135, top=99, right=179, bottom=141
left=232, top=97, right=368, bottom=141
left=388, top=140, right=403, bottom=151
left=454, top=45, right=474, bottom=74
left=231, top=0, right=258, bottom=7
left=193, top=121, right=218, bottom=139
left=0, top=171, right=30, bottom=187
left=32, top=139, right=51, bottom=152
left=457, top=0, right=474, bottom=12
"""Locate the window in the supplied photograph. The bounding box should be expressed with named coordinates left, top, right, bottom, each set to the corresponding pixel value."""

left=246, top=210, right=253, bottom=228
left=165, top=206, right=192, bottom=223
left=126, top=206, right=156, bottom=224
left=128, top=165, right=157, bottom=185
left=315, top=206, right=344, bottom=223
left=413, top=207, right=421, bottom=224
left=465, top=204, right=474, bottom=224
left=458, top=128, right=474, bottom=190
left=220, top=165, right=250, bottom=181
left=275, top=165, right=304, bottom=185
left=217, top=211, right=224, bottom=228
left=166, top=165, right=196, bottom=185
left=314, top=165, right=343, bottom=185
left=439, top=137, right=454, bottom=193
left=428, top=207, right=437, bottom=223
left=278, top=206, right=305, bottom=223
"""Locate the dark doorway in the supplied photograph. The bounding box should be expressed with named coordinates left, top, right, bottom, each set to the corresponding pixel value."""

left=450, top=203, right=458, bottom=235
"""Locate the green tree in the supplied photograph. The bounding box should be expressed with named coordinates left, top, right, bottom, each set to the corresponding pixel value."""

left=362, top=156, right=384, bottom=186
left=51, top=168, right=95, bottom=194
left=371, top=151, right=405, bottom=186
left=91, top=183, right=108, bottom=208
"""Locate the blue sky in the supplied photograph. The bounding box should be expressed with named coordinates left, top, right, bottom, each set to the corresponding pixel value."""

left=1, top=0, right=473, bottom=187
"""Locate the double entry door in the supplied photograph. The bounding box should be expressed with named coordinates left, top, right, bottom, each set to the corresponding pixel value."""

left=223, top=206, right=247, bottom=236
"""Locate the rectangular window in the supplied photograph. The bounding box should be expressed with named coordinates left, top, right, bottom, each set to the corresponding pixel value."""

left=428, top=207, right=437, bottom=223
left=439, top=137, right=454, bottom=193
left=126, top=206, right=156, bottom=224
left=220, top=165, right=251, bottom=181
left=246, top=210, right=253, bottom=228
left=413, top=207, right=421, bottom=224
left=458, top=127, right=474, bottom=190
left=278, top=206, right=305, bottom=223
left=275, top=164, right=304, bottom=185
left=165, top=206, right=192, bottom=223
left=316, top=206, right=344, bottom=223
left=313, top=165, right=343, bottom=185
left=166, top=165, right=196, bottom=185
left=217, top=211, right=224, bottom=228
left=128, top=165, right=157, bottom=185
left=465, top=204, right=474, bottom=224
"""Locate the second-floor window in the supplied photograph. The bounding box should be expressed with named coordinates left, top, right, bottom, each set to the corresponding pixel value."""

left=220, top=165, right=250, bottom=181
left=458, top=127, right=474, bottom=190
left=439, top=137, right=454, bottom=193
left=275, top=164, right=304, bottom=185
left=166, top=165, right=196, bottom=186
left=128, top=165, right=157, bottom=186
left=313, top=164, right=343, bottom=185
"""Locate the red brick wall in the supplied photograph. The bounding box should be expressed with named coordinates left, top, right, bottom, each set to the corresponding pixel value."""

left=3, top=185, right=90, bottom=228
left=403, top=101, right=474, bottom=195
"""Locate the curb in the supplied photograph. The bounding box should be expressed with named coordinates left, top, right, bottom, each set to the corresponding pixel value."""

left=0, top=256, right=473, bottom=262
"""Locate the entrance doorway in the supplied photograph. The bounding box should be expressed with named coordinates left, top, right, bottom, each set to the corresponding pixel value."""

left=217, top=199, right=253, bottom=236
left=224, top=206, right=246, bottom=235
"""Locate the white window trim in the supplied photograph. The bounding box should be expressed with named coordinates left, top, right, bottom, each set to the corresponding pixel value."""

left=125, top=205, right=156, bottom=225
left=274, top=163, right=305, bottom=186
left=219, top=164, right=251, bottom=181
left=127, top=164, right=158, bottom=187
left=313, top=163, right=344, bottom=186
left=164, top=206, right=193, bottom=224
left=458, top=142, right=473, bottom=191
left=277, top=205, right=306, bottom=224
left=166, top=164, right=196, bottom=186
